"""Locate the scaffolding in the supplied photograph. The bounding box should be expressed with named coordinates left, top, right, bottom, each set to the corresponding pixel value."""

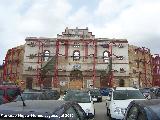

left=52, top=39, right=98, bottom=88
left=134, top=47, right=152, bottom=87
left=26, top=39, right=45, bottom=88
left=152, top=54, right=160, bottom=86
left=3, top=47, right=23, bottom=83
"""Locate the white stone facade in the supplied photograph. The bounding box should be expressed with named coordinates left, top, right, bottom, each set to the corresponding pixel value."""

left=23, top=28, right=130, bottom=89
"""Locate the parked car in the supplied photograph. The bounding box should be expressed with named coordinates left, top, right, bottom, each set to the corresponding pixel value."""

left=100, top=87, right=110, bottom=96
left=0, top=85, right=20, bottom=102
left=15, top=91, right=49, bottom=101
left=89, top=89, right=102, bottom=102
left=63, top=90, right=95, bottom=119
left=124, top=99, right=160, bottom=120
left=0, top=96, right=9, bottom=105
left=41, top=89, right=60, bottom=100
left=155, top=87, right=160, bottom=98
left=106, top=87, right=145, bottom=120
left=0, top=100, right=92, bottom=120
left=139, top=87, right=151, bottom=99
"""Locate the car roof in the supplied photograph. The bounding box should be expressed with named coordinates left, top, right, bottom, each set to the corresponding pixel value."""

left=133, top=99, right=160, bottom=108
left=0, top=100, right=73, bottom=114
left=116, top=87, right=138, bottom=90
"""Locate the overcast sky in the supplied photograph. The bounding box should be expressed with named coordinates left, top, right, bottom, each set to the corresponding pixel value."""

left=0, top=0, right=160, bottom=64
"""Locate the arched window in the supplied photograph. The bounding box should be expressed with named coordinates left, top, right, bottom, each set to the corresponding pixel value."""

left=44, top=50, right=50, bottom=61
left=73, top=50, right=80, bottom=61
left=103, top=51, right=109, bottom=63
left=73, top=42, right=80, bottom=48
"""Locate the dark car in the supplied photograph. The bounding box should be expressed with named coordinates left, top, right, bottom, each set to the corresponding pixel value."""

left=124, top=99, right=160, bottom=120
left=100, top=88, right=111, bottom=96
left=139, top=88, right=151, bottom=99
left=0, top=85, right=20, bottom=102
left=89, top=89, right=102, bottom=102
left=41, top=89, right=60, bottom=100
left=26, top=89, right=60, bottom=100
left=155, top=87, right=160, bottom=98
left=0, top=100, right=92, bottom=120
left=15, top=91, right=48, bottom=101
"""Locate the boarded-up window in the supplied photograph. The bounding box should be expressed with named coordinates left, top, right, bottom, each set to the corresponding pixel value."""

left=26, top=77, right=33, bottom=89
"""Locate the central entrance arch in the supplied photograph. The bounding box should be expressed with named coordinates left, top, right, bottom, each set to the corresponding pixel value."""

left=69, top=70, right=83, bottom=89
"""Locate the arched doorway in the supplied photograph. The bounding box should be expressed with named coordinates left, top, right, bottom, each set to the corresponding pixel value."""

left=69, top=70, right=83, bottom=89
left=119, top=79, right=125, bottom=87
left=100, top=71, right=109, bottom=87
left=26, top=77, right=33, bottom=89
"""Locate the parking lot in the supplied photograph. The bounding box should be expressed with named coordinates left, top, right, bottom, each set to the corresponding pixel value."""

left=59, top=95, right=109, bottom=120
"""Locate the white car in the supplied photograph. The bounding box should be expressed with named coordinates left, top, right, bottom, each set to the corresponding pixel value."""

left=106, top=87, right=146, bottom=120
left=63, top=90, right=95, bottom=119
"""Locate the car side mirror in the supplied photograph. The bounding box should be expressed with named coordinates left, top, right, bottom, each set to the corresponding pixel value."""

left=91, top=100, right=94, bottom=104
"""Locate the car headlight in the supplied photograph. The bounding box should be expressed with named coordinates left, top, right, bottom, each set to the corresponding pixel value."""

left=85, top=108, right=90, bottom=115
left=114, top=107, right=126, bottom=115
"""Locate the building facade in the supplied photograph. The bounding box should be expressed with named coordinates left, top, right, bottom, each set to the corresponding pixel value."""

left=3, top=28, right=158, bottom=89
left=23, top=27, right=130, bottom=90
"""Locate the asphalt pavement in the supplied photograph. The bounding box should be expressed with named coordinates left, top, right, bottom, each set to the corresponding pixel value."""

left=94, top=96, right=109, bottom=120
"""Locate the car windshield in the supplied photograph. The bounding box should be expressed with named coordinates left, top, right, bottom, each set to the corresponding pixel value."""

left=16, top=93, right=43, bottom=101
left=64, top=92, right=90, bottom=103
left=0, top=89, right=4, bottom=96
left=113, top=90, right=145, bottom=100
left=90, top=90, right=101, bottom=96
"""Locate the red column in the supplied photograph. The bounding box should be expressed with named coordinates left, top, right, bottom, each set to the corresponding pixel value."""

left=92, top=40, right=97, bottom=88
left=53, top=40, right=60, bottom=88
left=65, top=40, right=69, bottom=59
